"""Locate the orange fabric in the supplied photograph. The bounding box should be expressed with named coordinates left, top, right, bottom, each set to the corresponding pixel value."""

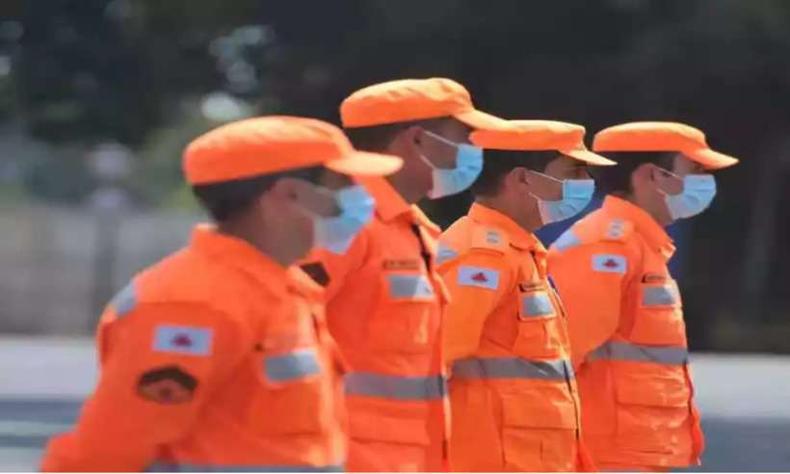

left=183, top=116, right=402, bottom=184
left=339, top=77, right=508, bottom=130
left=470, top=120, right=615, bottom=166
left=592, top=121, right=738, bottom=170
left=437, top=203, right=588, bottom=472
left=302, top=177, right=450, bottom=472
left=547, top=196, right=705, bottom=470
left=41, top=226, right=346, bottom=472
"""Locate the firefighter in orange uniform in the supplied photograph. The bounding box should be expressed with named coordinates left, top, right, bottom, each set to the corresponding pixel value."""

left=40, top=116, right=402, bottom=472
left=437, top=120, right=614, bottom=471
left=299, top=78, right=510, bottom=472
left=547, top=122, right=739, bottom=471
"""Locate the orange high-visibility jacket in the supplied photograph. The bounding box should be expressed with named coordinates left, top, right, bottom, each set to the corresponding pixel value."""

left=302, top=178, right=450, bottom=472
left=41, top=226, right=347, bottom=472
left=547, top=196, right=704, bottom=470
left=437, top=203, right=587, bottom=472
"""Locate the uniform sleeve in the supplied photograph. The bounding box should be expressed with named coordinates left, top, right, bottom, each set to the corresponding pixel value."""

left=439, top=251, right=514, bottom=365
left=40, top=302, right=245, bottom=472
left=548, top=242, right=633, bottom=370
left=301, top=228, right=370, bottom=301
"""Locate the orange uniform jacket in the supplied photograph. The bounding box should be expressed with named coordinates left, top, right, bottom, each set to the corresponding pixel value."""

left=437, top=203, right=587, bottom=472
left=41, top=226, right=346, bottom=472
left=302, top=177, right=449, bottom=472
left=547, top=196, right=704, bottom=470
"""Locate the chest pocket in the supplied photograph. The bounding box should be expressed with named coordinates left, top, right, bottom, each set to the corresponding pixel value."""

left=367, top=270, right=439, bottom=354
left=629, top=277, right=687, bottom=346
left=514, top=282, right=564, bottom=360
left=248, top=298, right=332, bottom=436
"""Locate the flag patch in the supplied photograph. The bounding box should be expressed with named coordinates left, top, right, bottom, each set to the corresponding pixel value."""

left=592, top=254, right=627, bottom=274
left=153, top=325, right=213, bottom=356
left=458, top=266, right=500, bottom=290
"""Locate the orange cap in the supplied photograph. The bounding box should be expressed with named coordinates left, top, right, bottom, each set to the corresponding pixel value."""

left=183, top=116, right=403, bottom=185
left=340, top=77, right=508, bottom=130
left=470, top=120, right=616, bottom=166
left=593, top=121, right=738, bottom=170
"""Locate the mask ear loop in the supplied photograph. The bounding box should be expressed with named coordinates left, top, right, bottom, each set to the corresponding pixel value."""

left=651, top=164, right=683, bottom=197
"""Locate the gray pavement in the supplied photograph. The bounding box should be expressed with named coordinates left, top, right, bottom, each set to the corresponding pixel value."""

left=1, top=337, right=789, bottom=471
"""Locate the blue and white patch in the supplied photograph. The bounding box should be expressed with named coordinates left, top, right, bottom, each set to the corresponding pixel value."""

left=642, top=285, right=679, bottom=307
left=485, top=231, right=502, bottom=245
left=521, top=292, right=554, bottom=317
left=386, top=274, right=435, bottom=299
left=552, top=229, right=581, bottom=252
left=591, top=254, right=627, bottom=274
left=436, top=243, right=459, bottom=265
left=153, top=325, right=213, bottom=356
left=457, top=265, right=500, bottom=290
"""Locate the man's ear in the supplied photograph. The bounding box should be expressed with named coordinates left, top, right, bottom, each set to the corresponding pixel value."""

left=631, top=162, right=656, bottom=190
left=504, top=166, right=531, bottom=192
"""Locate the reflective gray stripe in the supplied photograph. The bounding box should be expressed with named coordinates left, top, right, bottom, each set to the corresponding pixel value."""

left=345, top=372, right=446, bottom=400
left=147, top=462, right=343, bottom=472
left=265, top=348, right=320, bottom=382
left=521, top=292, right=554, bottom=317
left=452, top=357, right=573, bottom=381
left=111, top=283, right=136, bottom=318
left=436, top=243, right=459, bottom=265
left=552, top=229, right=581, bottom=251
left=386, top=274, right=435, bottom=299
left=587, top=341, right=688, bottom=366
left=642, top=285, right=678, bottom=306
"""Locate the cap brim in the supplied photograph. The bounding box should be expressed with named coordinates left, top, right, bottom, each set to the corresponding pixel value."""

left=454, top=109, right=511, bottom=131
left=325, top=151, right=403, bottom=176
left=562, top=148, right=617, bottom=166
left=686, top=148, right=739, bottom=170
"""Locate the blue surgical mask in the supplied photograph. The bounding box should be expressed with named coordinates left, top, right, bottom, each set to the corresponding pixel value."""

left=534, top=176, right=595, bottom=225
left=419, top=132, right=483, bottom=199
left=664, top=174, right=717, bottom=220
left=313, top=185, right=375, bottom=254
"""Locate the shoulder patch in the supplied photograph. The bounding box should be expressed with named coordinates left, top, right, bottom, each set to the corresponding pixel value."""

left=153, top=325, right=213, bottom=356
left=110, top=282, right=137, bottom=318
left=551, top=228, right=582, bottom=252
left=470, top=226, right=508, bottom=253
left=436, top=242, right=459, bottom=266
left=457, top=265, right=500, bottom=290
left=137, top=365, right=198, bottom=404
left=591, top=254, right=627, bottom=274
left=602, top=219, right=633, bottom=242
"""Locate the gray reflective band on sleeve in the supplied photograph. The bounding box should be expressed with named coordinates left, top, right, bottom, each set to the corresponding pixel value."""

left=452, top=357, right=574, bottom=381
left=345, top=372, right=447, bottom=401
left=587, top=341, right=688, bottom=365
left=642, top=285, right=679, bottom=306
left=147, top=463, right=344, bottom=472
left=521, top=292, right=554, bottom=317
left=110, top=283, right=137, bottom=318
left=264, top=348, right=320, bottom=382
left=386, top=274, right=435, bottom=299
left=436, top=243, right=459, bottom=265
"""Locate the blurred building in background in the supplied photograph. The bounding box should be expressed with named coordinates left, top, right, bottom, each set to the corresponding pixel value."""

left=0, top=0, right=789, bottom=351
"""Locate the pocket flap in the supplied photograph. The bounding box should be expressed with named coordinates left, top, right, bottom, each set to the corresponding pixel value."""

left=615, top=369, right=690, bottom=407
left=501, top=390, right=576, bottom=429
left=349, top=412, right=431, bottom=446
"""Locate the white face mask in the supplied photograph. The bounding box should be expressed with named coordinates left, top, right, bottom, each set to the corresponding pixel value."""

left=417, top=131, right=484, bottom=199
left=527, top=171, right=595, bottom=225
left=659, top=171, right=717, bottom=220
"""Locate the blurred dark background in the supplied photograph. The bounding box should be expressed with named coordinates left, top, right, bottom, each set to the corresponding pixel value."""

left=1, top=0, right=789, bottom=352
